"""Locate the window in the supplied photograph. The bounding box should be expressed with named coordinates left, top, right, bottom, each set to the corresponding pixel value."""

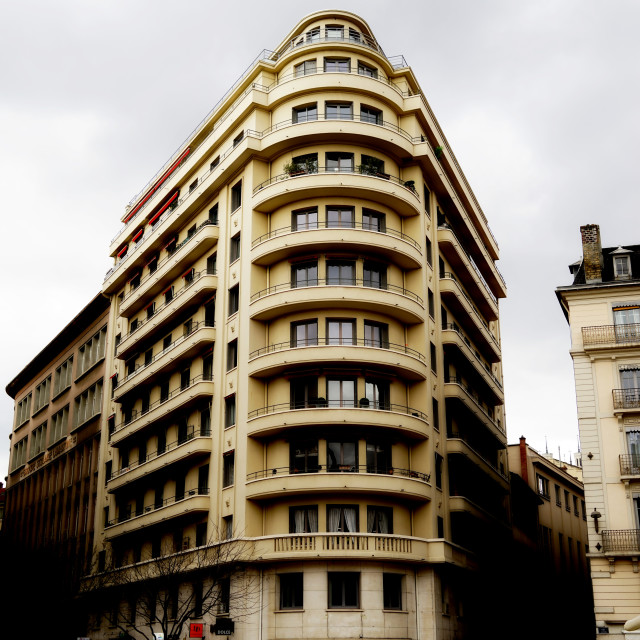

left=291, top=261, right=318, bottom=288
left=218, top=578, right=231, bottom=614
left=327, top=378, right=356, bottom=408
left=327, top=319, right=355, bottom=345
left=290, top=377, right=318, bottom=409
left=280, top=574, right=303, bottom=610
left=292, top=207, right=318, bottom=231
left=326, top=151, right=354, bottom=173
left=432, top=398, right=440, bottom=431
left=328, top=573, right=359, bottom=608
left=366, top=442, right=391, bottom=474
left=358, top=61, right=378, bottom=78
left=367, top=506, right=393, bottom=533
left=210, top=156, right=220, bottom=171
left=222, top=516, right=233, bottom=540
left=233, top=131, right=244, bottom=147
left=360, top=106, right=382, bottom=125
left=290, top=506, right=318, bottom=533
left=536, top=474, right=550, bottom=500
left=165, top=236, right=177, bottom=255
left=291, top=319, right=318, bottom=347
left=162, top=286, right=173, bottom=305
left=292, top=104, right=318, bottom=123
left=305, top=27, right=320, bottom=43
left=223, top=452, right=235, bottom=487
left=327, top=442, right=357, bottom=471
left=324, top=57, right=349, bottom=72
left=363, top=261, right=387, bottom=289
left=362, top=209, right=385, bottom=232
left=74, top=379, right=103, bottom=428
left=555, top=484, right=562, bottom=506
left=231, top=180, right=242, bottom=211
left=348, top=27, right=360, bottom=43
left=130, top=272, right=141, bottom=290
left=30, top=422, right=47, bottom=458
left=189, top=178, right=198, bottom=193
left=225, top=395, right=236, bottom=428
left=573, top=495, right=579, bottom=516
left=613, top=306, right=640, bottom=342
left=291, top=153, right=318, bottom=174
left=11, top=437, right=27, bottom=471
left=33, top=376, right=51, bottom=414
left=228, top=285, right=239, bottom=316
left=181, top=368, right=190, bottom=391
left=15, top=393, right=32, bottom=428
left=294, top=59, right=317, bottom=77
left=364, top=320, right=388, bottom=348
left=614, top=254, right=632, bottom=280
left=325, top=25, right=344, bottom=40
left=145, top=348, right=153, bottom=366
left=428, top=288, right=435, bottom=317
left=365, top=379, right=390, bottom=410
left=207, top=252, right=217, bottom=275
left=424, top=185, right=431, bottom=217
left=77, top=326, right=107, bottom=377
left=327, top=505, right=358, bottom=531
left=582, top=500, right=586, bottom=520
left=290, top=441, right=319, bottom=473
left=564, top=490, right=571, bottom=511
left=325, top=103, right=353, bottom=121
left=430, top=342, right=437, bottom=374
left=326, top=206, right=354, bottom=228
left=426, top=237, right=433, bottom=267
left=54, top=357, right=73, bottom=397
left=146, top=302, right=155, bottom=319
left=227, top=340, right=238, bottom=371
left=147, top=255, right=158, bottom=273
left=50, top=406, right=69, bottom=445
left=326, top=260, right=355, bottom=285
left=229, top=233, right=241, bottom=263
left=383, top=574, right=402, bottom=610
left=434, top=453, right=443, bottom=490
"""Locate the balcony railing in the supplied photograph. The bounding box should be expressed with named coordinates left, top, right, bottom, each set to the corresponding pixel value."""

left=270, top=532, right=415, bottom=555
left=248, top=401, right=428, bottom=421
left=613, top=388, right=640, bottom=410
left=252, top=220, right=420, bottom=250
left=108, top=426, right=211, bottom=482
left=106, top=487, right=210, bottom=527
left=582, top=323, right=640, bottom=347
left=253, top=165, right=418, bottom=198
left=620, top=454, right=640, bottom=476
left=248, top=338, right=425, bottom=362
left=250, top=278, right=423, bottom=305
left=445, top=376, right=503, bottom=434
left=602, top=529, right=640, bottom=553
left=247, top=465, right=430, bottom=482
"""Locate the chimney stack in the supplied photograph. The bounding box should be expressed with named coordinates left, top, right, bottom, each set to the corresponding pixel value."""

left=519, top=436, right=529, bottom=484
left=581, top=224, right=603, bottom=283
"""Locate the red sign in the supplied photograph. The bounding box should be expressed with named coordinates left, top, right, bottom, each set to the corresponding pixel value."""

left=190, top=623, right=204, bottom=638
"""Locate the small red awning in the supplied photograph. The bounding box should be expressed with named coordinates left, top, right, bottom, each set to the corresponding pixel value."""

left=117, top=245, right=128, bottom=258
left=144, top=300, right=155, bottom=310
left=131, top=229, right=144, bottom=243
left=109, top=373, right=117, bottom=379
left=162, top=285, right=173, bottom=295
left=181, top=268, right=194, bottom=278
left=128, top=271, right=140, bottom=283
left=163, top=236, right=177, bottom=250
left=148, top=191, right=179, bottom=226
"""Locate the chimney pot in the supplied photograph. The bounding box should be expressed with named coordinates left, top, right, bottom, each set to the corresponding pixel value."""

left=580, top=224, right=603, bottom=283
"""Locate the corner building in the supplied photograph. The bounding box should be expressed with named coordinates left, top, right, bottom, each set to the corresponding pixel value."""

left=94, top=11, right=508, bottom=639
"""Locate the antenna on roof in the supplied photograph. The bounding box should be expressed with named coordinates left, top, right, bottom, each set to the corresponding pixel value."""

left=545, top=436, right=548, bottom=454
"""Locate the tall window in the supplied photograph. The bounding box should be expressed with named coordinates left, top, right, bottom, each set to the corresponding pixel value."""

left=229, top=233, right=241, bottom=263
left=364, top=320, right=388, bottom=348
left=33, top=376, right=51, bottom=414
left=289, top=506, right=318, bottom=533
left=291, top=320, right=318, bottom=347
left=326, top=260, right=355, bottom=285
left=11, top=437, right=27, bottom=471
left=327, top=442, right=357, bottom=471
left=365, top=380, right=390, bottom=410
left=368, top=506, right=393, bottom=533
left=327, top=379, right=356, bottom=408
left=326, top=151, right=354, bottom=172
left=294, top=59, right=316, bottom=77
left=363, top=261, right=387, bottom=289
left=328, top=573, right=359, bottom=608
left=77, top=326, right=107, bottom=377
left=325, top=104, right=353, bottom=121
left=291, top=261, right=318, bottom=288
left=50, top=406, right=69, bottom=445
left=74, top=380, right=103, bottom=428
left=326, top=319, right=355, bottom=345
left=223, top=452, right=235, bottom=488
left=614, top=306, right=640, bottom=342
left=231, top=180, right=242, bottom=211
left=536, top=474, right=550, bottom=499
left=305, top=27, right=320, bottom=43
left=30, top=422, right=47, bottom=458
left=383, top=574, right=402, bottom=610
left=362, top=209, right=386, bottom=232
left=290, top=441, right=319, bottom=473
left=208, top=203, right=219, bottom=224
left=326, top=206, right=354, bottom=228
left=324, top=57, right=349, bottom=72
left=292, top=104, right=318, bottom=123
left=290, top=377, right=318, bottom=409
left=366, top=442, right=391, bottom=473
left=15, top=393, right=31, bottom=428
left=227, top=340, right=238, bottom=371
left=614, top=255, right=632, bottom=280
left=225, top=395, right=236, bottom=428
left=628, top=431, right=640, bottom=471
left=54, top=357, right=73, bottom=397
left=292, top=207, right=318, bottom=231
left=327, top=505, right=358, bottom=531
left=280, top=574, right=303, bottom=610
left=228, top=285, right=239, bottom=316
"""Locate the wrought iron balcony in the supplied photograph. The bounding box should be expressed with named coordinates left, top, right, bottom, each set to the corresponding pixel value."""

left=602, top=529, right=640, bottom=553
left=620, top=454, right=640, bottom=476
left=247, top=465, right=429, bottom=482
left=582, top=323, right=640, bottom=348
left=613, top=388, right=640, bottom=410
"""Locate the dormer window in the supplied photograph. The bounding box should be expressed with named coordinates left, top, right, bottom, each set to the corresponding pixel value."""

left=615, top=255, right=631, bottom=280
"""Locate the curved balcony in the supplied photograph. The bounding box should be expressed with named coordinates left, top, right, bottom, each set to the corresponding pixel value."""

left=248, top=340, right=427, bottom=381
left=252, top=223, right=422, bottom=270
left=448, top=495, right=509, bottom=530
left=444, top=378, right=504, bottom=439
left=439, top=274, right=500, bottom=362
left=104, top=489, right=209, bottom=540
left=110, top=374, right=214, bottom=446
left=114, top=322, right=215, bottom=401
left=437, top=226, right=498, bottom=321
left=446, top=438, right=508, bottom=488
left=245, top=465, right=430, bottom=502
left=117, top=271, right=217, bottom=359
left=441, top=325, right=503, bottom=404
left=107, top=430, right=211, bottom=493
left=252, top=167, right=420, bottom=217
left=249, top=280, right=424, bottom=324
left=247, top=403, right=429, bottom=440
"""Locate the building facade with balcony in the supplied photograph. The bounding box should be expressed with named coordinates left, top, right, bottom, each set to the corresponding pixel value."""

left=2, top=293, right=110, bottom=638
left=557, top=224, right=640, bottom=638
left=89, top=11, right=508, bottom=639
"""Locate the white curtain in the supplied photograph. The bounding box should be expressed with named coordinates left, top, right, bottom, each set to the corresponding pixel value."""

left=344, top=507, right=357, bottom=533
left=328, top=507, right=340, bottom=532
left=367, top=508, right=375, bottom=533
left=294, top=509, right=305, bottom=533
left=307, top=508, right=318, bottom=532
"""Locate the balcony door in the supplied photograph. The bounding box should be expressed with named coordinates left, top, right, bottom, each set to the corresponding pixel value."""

left=290, top=377, right=318, bottom=409
left=614, top=305, right=640, bottom=342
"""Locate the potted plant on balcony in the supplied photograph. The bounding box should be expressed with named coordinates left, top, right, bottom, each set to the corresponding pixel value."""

left=434, top=145, right=444, bottom=159
left=283, top=161, right=305, bottom=177
left=403, top=179, right=416, bottom=192
left=356, top=162, right=377, bottom=176
left=359, top=397, right=370, bottom=408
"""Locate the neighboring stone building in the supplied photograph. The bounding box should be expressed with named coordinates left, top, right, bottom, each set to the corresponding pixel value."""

left=557, top=224, right=640, bottom=638
left=1, top=292, right=110, bottom=638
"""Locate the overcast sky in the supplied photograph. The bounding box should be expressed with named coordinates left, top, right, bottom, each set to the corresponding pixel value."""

left=2, top=0, right=639, bottom=480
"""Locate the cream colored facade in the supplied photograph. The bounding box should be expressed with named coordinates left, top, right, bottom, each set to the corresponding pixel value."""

left=90, top=11, right=508, bottom=639
left=558, top=224, right=640, bottom=638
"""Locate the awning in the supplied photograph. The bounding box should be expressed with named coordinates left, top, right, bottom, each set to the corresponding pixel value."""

left=148, top=190, right=179, bottom=226
left=131, top=229, right=144, bottom=243
left=117, top=245, right=128, bottom=258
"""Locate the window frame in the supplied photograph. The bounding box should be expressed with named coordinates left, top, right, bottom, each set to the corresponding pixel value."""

left=292, top=103, right=318, bottom=124
left=328, top=572, right=360, bottom=609
left=324, top=57, right=350, bottom=73
left=279, top=573, right=304, bottom=610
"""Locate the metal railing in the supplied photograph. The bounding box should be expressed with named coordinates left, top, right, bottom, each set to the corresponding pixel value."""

left=108, top=427, right=211, bottom=481
left=271, top=532, right=414, bottom=554
left=252, top=220, right=421, bottom=250
left=115, top=321, right=214, bottom=389
left=247, top=401, right=428, bottom=421
left=620, top=454, right=640, bottom=476
left=247, top=465, right=429, bottom=482
left=106, top=488, right=210, bottom=527
left=613, top=388, right=640, bottom=410
left=248, top=338, right=425, bottom=362
left=110, top=373, right=213, bottom=436
left=582, top=323, right=640, bottom=347
left=445, top=376, right=503, bottom=433
left=250, top=278, right=423, bottom=305
left=447, top=432, right=507, bottom=480
left=602, top=529, right=640, bottom=553
left=253, top=165, right=418, bottom=197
